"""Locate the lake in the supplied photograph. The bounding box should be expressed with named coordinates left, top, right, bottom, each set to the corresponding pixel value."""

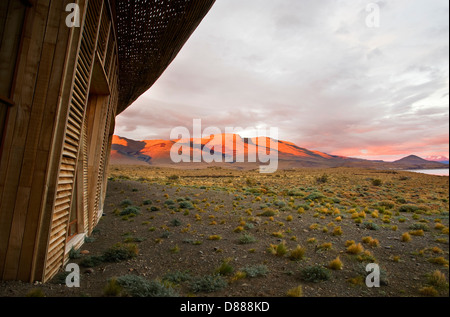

left=405, top=169, right=449, bottom=176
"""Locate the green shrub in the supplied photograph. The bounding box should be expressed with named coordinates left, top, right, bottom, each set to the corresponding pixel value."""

left=80, top=255, right=104, bottom=268
left=161, top=231, right=171, bottom=239
left=399, top=205, right=421, bottom=213
left=372, top=179, right=383, bottom=186
left=362, top=222, right=379, bottom=231
left=123, top=236, right=145, bottom=243
left=102, top=243, right=138, bottom=263
left=316, top=174, right=329, bottom=184
left=150, top=206, right=160, bottom=212
left=239, top=233, right=257, bottom=245
left=331, top=197, right=341, bottom=203
left=241, top=264, right=269, bottom=278
left=84, top=236, right=95, bottom=243
left=119, top=199, right=133, bottom=207
left=305, top=192, right=325, bottom=201
left=179, top=201, right=194, bottom=210
left=116, top=275, right=179, bottom=297
left=50, top=271, right=70, bottom=284
left=189, top=275, right=227, bottom=293
left=162, top=271, right=192, bottom=284
left=170, top=218, right=182, bottom=227
left=143, top=200, right=152, bottom=206
left=378, top=200, right=395, bottom=209
left=120, top=206, right=140, bottom=216
left=273, top=200, right=286, bottom=208
left=409, top=223, right=430, bottom=232
left=164, top=199, right=176, bottom=206
left=287, top=190, right=304, bottom=197
left=69, top=247, right=81, bottom=259
left=296, top=204, right=310, bottom=211
left=300, top=265, right=331, bottom=283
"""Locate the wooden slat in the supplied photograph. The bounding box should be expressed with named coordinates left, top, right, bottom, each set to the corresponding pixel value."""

left=43, top=0, right=103, bottom=281
left=51, top=210, right=69, bottom=223
left=56, top=190, right=72, bottom=199
left=47, top=235, right=65, bottom=255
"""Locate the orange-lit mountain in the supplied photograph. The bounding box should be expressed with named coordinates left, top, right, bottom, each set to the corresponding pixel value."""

left=111, top=134, right=361, bottom=168
left=110, top=135, right=449, bottom=170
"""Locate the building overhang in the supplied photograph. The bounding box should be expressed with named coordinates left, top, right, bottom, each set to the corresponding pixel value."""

left=111, top=0, right=215, bottom=114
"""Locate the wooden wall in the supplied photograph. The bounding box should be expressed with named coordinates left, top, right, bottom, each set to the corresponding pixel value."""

left=0, top=0, right=119, bottom=283
left=0, top=0, right=77, bottom=282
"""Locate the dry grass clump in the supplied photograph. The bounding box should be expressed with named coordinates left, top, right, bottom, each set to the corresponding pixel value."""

left=401, top=232, right=412, bottom=242
left=230, top=271, right=247, bottom=283
left=409, top=229, right=425, bottom=236
left=103, top=278, right=123, bottom=297
left=332, top=226, right=343, bottom=236
left=428, top=257, right=449, bottom=266
left=345, top=240, right=356, bottom=247
left=328, top=257, right=344, bottom=270
left=347, top=243, right=364, bottom=255
left=419, top=286, right=439, bottom=297
left=286, top=285, right=303, bottom=297
left=348, top=276, right=364, bottom=286
left=435, top=223, right=445, bottom=230
left=289, top=245, right=306, bottom=261
left=427, top=270, right=449, bottom=290
left=317, top=242, right=333, bottom=251
left=268, top=241, right=288, bottom=256
left=362, top=236, right=380, bottom=248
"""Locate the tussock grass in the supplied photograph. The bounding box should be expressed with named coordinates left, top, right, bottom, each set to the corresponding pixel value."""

left=329, top=257, right=344, bottom=270
left=289, top=245, right=306, bottom=261
left=419, top=286, right=439, bottom=297
left=426, top=270, right=449, bottom=290
left=286, top=285, right=303, bottom=297
left=401, top=232, right=412, bottom=242
left=347, top=243, right=364, bottom=255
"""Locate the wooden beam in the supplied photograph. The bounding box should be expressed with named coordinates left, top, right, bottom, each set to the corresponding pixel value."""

left=0, top=0, right=47, bottom=281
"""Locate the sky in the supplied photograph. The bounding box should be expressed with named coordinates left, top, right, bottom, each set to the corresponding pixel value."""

left=114, top=0, right=449, bottom=162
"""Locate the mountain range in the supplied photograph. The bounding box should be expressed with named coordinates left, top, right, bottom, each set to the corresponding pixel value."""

left=425, top=155, right=449, bottom=164
left=111, top=135, right=449, bottom=170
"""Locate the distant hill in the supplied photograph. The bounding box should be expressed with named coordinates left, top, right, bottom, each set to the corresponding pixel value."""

left=393, top=155, right=449, bottom=170
left=110, top=135, right=449, bottom=171
left=394, top=155, right=431, bottom=164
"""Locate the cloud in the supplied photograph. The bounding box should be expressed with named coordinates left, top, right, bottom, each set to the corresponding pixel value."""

left=115, top=0, right=449, bottom=160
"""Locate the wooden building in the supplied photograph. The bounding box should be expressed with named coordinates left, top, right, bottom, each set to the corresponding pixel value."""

left=0, top=0, right=214, bottom=283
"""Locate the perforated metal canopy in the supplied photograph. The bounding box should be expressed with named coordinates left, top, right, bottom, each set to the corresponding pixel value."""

left=113, top=0, right=215, bottom=114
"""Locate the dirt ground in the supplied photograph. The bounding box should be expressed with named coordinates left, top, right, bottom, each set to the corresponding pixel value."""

left=0, top=166, right=448, bottom=298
